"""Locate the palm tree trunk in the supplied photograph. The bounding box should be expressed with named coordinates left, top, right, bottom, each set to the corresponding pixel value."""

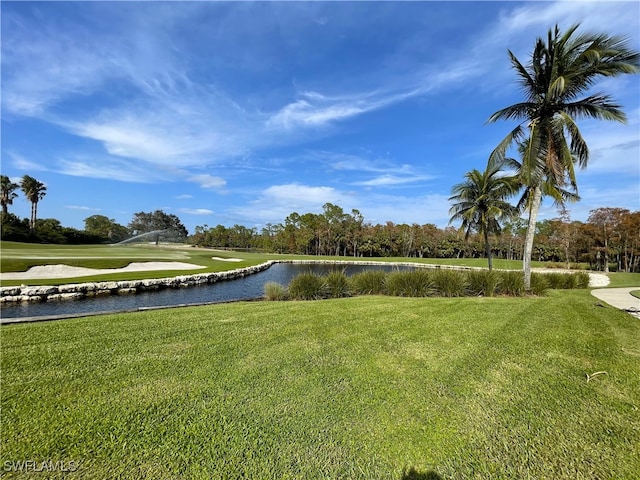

left=484, top=228, right=493, bottom=271
left=30, top=201, right=37, bottom=234
left=523, top=186, right=543, bottom=290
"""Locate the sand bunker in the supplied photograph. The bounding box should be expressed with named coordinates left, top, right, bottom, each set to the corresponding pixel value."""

left=1, top=262, right=206, bottom=280
left=211, top=257, right=242, bottom=262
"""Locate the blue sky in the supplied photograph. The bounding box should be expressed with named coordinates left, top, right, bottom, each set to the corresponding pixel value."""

left=2, top=1, right=638, bottom=235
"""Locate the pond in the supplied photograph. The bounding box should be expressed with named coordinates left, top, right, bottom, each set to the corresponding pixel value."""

left=1, top=263, right=416, bottom=320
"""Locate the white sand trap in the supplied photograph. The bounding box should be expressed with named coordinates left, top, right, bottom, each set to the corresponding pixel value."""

left=211, top=257, right=243, bottom=262
left=1, top=262, right=206, bottom=280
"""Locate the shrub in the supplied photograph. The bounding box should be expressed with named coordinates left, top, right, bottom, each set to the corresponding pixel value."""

left=575, top=272, right=590, bottom=288
left=323, top=270, right=351, bottom=298
left=545, top=272, right=568, bottom=289
left=562, top=273, right=578, bottom=289
left=288, top=272, right=325, bottom=300
left=466, top=270, right=501, bottom=297
left=499, top=271, right=525, bottom=296
left=529, top=273, right=549, bottom=296
left=542, top=272, right=589, bottom=289
left=384, top=270, right=434, bottom=297
left=264, top=282, right=288, bottom=301
left=350, top=270, right=387, bottom=295
left=432, top=269, right=467, bottom=297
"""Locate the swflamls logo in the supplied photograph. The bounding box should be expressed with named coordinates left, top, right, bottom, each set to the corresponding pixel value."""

left=3, top=460, right=80, bottom=472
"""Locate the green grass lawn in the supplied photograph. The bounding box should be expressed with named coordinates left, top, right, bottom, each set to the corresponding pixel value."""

left=2, top=291, right=639, bottom=479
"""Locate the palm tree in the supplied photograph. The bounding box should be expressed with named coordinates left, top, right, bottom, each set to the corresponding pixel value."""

left=1, top=175, right=20, bottom=215
left=20, top=175, right=47, bottom=235
left=449, top=158, right=519, bottom=270
left=488, top=23, right=639, bottom=289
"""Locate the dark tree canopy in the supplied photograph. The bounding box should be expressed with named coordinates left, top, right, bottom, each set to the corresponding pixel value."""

left=128, top=210, right=188, bottom=238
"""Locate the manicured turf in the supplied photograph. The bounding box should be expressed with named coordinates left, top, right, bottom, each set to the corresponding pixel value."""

left=1, top=291, right=639, bottom=479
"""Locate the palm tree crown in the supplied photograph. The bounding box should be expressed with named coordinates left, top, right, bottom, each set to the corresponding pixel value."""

left=1, top=175, right=20, bottom=215
left=449, top=158, right=519, bottom=270
left=20, top=175, right=47, bottom=234
left=489, top=24, right=639, bottom=185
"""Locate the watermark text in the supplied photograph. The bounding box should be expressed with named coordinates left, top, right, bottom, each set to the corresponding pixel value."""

left=3, top=460, right=80, bottom=473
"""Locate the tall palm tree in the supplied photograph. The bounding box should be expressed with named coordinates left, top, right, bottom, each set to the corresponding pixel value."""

left=1, top=175, right=20, bottom=215
left=20, top=175, right=47, bottom=235
left=488, top=23, right=639, bottom=288
left=449, top=158, right=519, bottom=270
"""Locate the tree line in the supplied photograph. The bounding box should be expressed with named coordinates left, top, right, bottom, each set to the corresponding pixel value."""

left=1, top=176, right=188, bottom=244
left=190, top=203, right=640, bottom=273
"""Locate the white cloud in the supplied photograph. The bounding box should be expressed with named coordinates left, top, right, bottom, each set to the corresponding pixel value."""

left=178, top=208, right=214, bottom=216
left=189, top=174, right=227, bottom=189
left=266, top=87, right=426, bottom=130
left=264, top=183, right=341, bottom=205
left=353, top=174, right=435, bottom=187
left=66, top=205, right=100, bottom=211
left=176, top=194, right=193, bottom=200
left=6, top=152, right=48, bottom=172
left=57, top=157, right=162, bottom=183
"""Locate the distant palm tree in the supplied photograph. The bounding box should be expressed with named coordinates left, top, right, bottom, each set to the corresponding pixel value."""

left=20, top=175, right=47, bottom=235
left=449, top=158, right=519, bottom=270
left=488, top=24, right=639, bottom=288
left=1, top=175, right=20, bottom=215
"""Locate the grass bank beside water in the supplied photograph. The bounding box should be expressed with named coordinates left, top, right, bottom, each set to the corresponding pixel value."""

left=2, top=291, right=639, bottom=479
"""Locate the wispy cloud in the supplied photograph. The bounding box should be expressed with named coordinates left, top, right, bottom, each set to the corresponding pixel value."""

left=57, top=157, right=165, bottom=183
left=66, top=205, right=100, bottom=212
left=6, top=152, right=48, bottom=172
left=178, top=208, right=215, bottom=216
left=188, top=174, right=227, bottom=190
left=352, top=174, right=435, bottom=187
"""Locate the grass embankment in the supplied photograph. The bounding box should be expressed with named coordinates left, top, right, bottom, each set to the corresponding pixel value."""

left=2, top=291, right=639, bottom=479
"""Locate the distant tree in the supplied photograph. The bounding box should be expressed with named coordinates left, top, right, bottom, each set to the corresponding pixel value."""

left=20, top=175, right=47, bottom=235
left=1, top=175, right=20, bottom=215
left=84, top=215, right=129, bottom=242
left=128, top=210, right=188, bottom=239
left=0, top=212, right=30, bottom=241
left=488, top=23, right=639, bottom=288
left=587, top=207, right=629, bottom=272
left=449, top=158, right=519, bottom=270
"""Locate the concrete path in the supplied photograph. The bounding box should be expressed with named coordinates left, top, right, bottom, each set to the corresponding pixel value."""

left=591, top=288, right=640, bottom=318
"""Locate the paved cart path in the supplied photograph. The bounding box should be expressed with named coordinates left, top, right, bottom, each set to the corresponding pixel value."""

left=591, top=288, right=640, bottom=319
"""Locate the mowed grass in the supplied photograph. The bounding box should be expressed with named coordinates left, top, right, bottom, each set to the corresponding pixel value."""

left=2, top=292, right=639, bottom=479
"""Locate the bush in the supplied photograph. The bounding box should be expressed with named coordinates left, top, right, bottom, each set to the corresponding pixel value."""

left=264, top=282, right=288, bottom=301
left=323, top=270, right=351, bottom=298
left=499, top=271, right=525, bottom=296
left=541, top=272, right=590, bottom=290
left=288, top=272, right=325, bottom=300
left=545, top=273, right=568, bottom=289
left=529, top=273, right=549, bottom=296
left=350, top=270, right=387, bottom=295
left=575, top=272, right=590, bottom=288
left=466, top=270, right=501, bottom=297
left=384, top=270, right=434, bottom=297
left=432, top=269, right=467, bottom=297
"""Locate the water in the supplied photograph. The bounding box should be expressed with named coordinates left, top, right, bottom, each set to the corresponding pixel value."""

left=1, top=263, right=414, bottom=320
